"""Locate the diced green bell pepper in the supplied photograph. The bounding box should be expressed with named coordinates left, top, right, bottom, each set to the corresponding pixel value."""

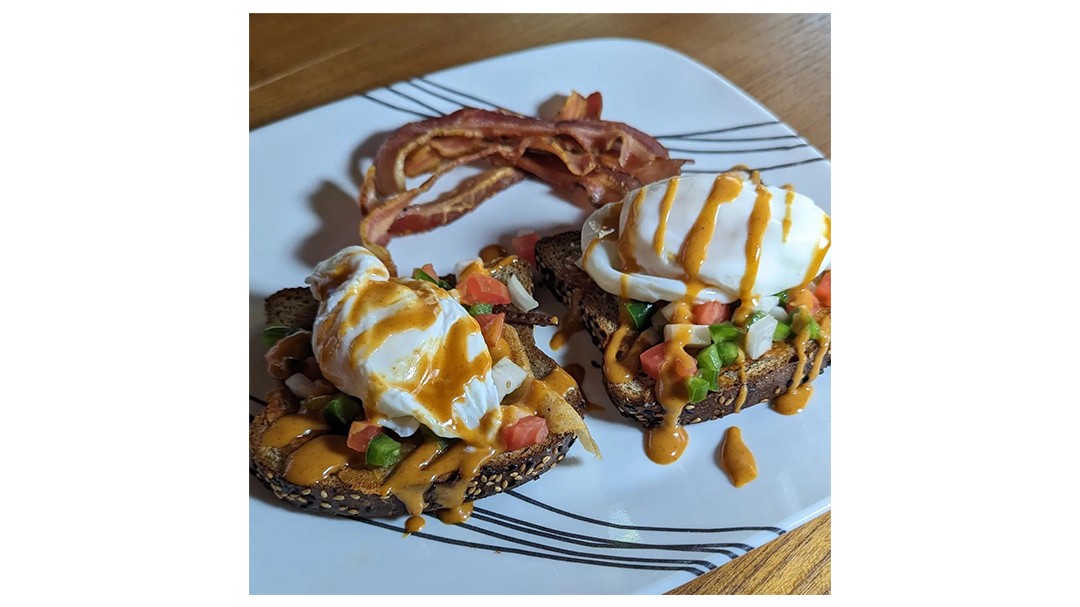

left=709, top=322, right=743, bottom=344
left=365, top=434, right=402, bottom=467
left=696, top=344, right=721, bottom=372
left=261, top=325, right=298, bottom=349
left=412, top=268, right=451, bottom=289
left=467, top=302, right=494, bottom=316
left=695, top=367, right=719, bottom=392
left=717, top=341, right=741, bottom=367
left=621, top=300, right=658, bottom=330
left=685, top=375, right=710, bottom=403
left=322, top=394, right=363, bottom=433
left=773, top=321, right=792, bottom=341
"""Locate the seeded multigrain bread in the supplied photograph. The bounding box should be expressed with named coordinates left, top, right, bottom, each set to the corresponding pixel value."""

left=536, top=231, right=831, bottom=428
left=250, top=257, right=590, bottom=518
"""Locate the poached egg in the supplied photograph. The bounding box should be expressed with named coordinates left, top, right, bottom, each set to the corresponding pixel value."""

left=305, top=246, right=500, bottom=442
left=580, top=172, right=831, bottom=305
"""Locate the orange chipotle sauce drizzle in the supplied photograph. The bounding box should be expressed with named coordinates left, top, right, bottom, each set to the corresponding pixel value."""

left=261, top=413, right=329, bottom=449
left=404, top=515, right=426, bottom=535
left=619, top=273, right=631, bottom=300
left=479, top=244, right=507, bottom=263
left=678, top=173, right=743, bottom=281
left=543, top=364, right=580, bottom=397
left=642, top=173, right=745, bottom=465
left=264, top=395, right=334, bottom=456
left=283, top=435, right=364, bottom=486
left=653, top=177, right=680, bottom=256
left=436, top=502, right=474, bottom=525
left=733, top=352, right=749, bottom=413
left=773, top=315, right=831, bottom=414
left=409, top=318, right=492, bottom=443
left=602, top=323, right=636, bottom=384
left=799, top=214, right=832, bottom=289
left=489, top=335, right=512, bottom=361
left=732, top=184, right=774, bottom=326
left=782, top=184, right=795, bottom=243
left=549, top=299, right=583, bottom=351
left=720, top=426, right=758, bottom=487
left=380, top=438, right=498, bottom=517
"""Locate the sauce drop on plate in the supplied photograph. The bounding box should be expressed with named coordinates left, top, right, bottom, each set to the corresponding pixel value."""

left=404, top=515, right=426, bottom=535
left=719, top=426, right=757, bottom=487
left=645, top=425, right=689, bottom=465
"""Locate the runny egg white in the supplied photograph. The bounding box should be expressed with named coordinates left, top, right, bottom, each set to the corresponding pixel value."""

left=580, top=172, right=831, bottom=304
left=305, top=246, right=500, bottom=442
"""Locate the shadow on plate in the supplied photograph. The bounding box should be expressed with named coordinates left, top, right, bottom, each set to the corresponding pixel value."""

left=294, top=129, right=392, bottom=267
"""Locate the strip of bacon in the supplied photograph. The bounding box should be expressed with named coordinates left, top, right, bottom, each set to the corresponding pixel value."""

left=359, top=146, right=510, bottom=273
left=387, top=167, right=526, bottom=236
left=374, top=109, right=553, bottom=195
left=555, top=91, right=603, bottom=121
left=373, top=107, right=683, bottom=197
left=361, top=93, right=688, bottom=261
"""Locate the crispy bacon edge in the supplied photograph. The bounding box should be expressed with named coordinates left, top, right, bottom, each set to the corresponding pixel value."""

left=359, top=93, right=689, bottom=265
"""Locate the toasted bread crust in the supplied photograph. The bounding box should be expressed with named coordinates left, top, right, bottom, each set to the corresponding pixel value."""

left=250, top=257, right=585, bottom=518
left=536, top=231, right=832, bottom=428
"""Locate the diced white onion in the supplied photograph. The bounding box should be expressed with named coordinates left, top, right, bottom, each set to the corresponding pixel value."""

left=285, top=373, right=319, bottom=398
left=492, top=357, right=528, bottom=401
left=663, top=324, right=712, bottom=347
left=659, top=301, right=680, bottom=321
left=746, top=314, right=778, bottom=359
left=767, top=306, right=790, bottom=321
left=754, top=295, right=780, bottom=312
left=507, top=274, right=539, bottom=311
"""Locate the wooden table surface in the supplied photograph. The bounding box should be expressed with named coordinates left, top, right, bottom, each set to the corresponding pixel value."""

left=250, top=13, right=831, bottom=595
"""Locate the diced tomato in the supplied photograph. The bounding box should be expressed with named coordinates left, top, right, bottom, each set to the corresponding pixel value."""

left=786, top=287, right=820, bottom=314
left=640, top=342, right=667, bottom=380
left=346, top=422, right=383, bottom=453
left=458, top=274, right=511, bottom=305
left=421, top=263, right=438, bottom=279
left=502, top=415, right=549, bottom=451
left=815, top=272, right=831, bottom=308
left=692, top=301, right=731, bottom=325
left=640, top=341, right=698, bottom=381
left=511, top=231, right=540, bottom=265
left=475, top=313, right=505, bottom=348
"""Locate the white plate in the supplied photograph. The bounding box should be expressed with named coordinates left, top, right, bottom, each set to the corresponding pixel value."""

left=249, top=37, right=830, bottom=595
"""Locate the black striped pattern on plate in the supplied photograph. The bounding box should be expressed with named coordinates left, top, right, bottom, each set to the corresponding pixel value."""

left=354, top=79, right=828, bottom=177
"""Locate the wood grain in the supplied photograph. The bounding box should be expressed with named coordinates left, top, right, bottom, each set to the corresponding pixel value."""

left=250, top=13, right=831, bottom=594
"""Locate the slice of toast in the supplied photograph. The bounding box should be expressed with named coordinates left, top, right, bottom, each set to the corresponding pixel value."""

left=536, top=231, right=831, bottom=428
left=251, top=257, right=588, bottom=518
